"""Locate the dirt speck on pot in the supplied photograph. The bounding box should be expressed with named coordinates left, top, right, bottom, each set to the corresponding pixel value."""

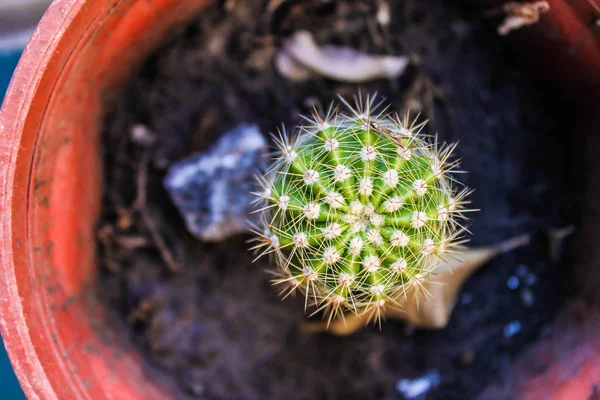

left=96, top=1, right=576, bottom=399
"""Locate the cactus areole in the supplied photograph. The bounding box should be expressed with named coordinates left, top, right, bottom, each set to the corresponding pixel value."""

left=252, top=96, right=471, bottom=323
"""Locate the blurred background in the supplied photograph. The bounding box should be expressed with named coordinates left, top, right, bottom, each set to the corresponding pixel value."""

left=1, top=2, right=52, bottom=398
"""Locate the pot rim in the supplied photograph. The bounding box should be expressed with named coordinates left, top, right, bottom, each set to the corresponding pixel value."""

left=0, top=1, right=82, bottom=399
left=0, top=1, right=598, bottom=399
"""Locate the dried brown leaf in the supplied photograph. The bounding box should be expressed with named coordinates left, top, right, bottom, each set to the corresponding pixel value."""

left=303, top=234, right=531, bottom=335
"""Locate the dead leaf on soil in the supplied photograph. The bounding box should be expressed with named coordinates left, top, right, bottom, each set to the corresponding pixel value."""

left=302, top=234, right=531, bottom=336
left=276, top=30, right=410, bottom=83
left=487, top=1, right=550, bottom=36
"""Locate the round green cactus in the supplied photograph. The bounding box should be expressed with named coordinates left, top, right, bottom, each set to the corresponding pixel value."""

left=252, top=95, right=470, bottom=323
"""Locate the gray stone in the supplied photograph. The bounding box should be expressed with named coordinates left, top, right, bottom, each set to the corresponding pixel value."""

left=503, top=320, right=522, bottom=338
left=396, top=370, right=441, bottom=399
left=164, top=124, right=267, bottom=241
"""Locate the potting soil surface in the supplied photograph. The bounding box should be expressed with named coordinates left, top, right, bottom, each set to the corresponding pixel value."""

left=96, top=1, right=574, bottom=399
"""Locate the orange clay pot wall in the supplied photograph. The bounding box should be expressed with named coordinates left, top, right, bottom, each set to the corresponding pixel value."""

left=0, top=0, right=598, bottom=399
left=0, top=1, right=208, bottom=399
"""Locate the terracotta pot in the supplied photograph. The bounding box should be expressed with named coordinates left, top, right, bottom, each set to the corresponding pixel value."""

left=481, top=301, right=600, bottom=400
left=0, top=0, right=598, bottom=399
left=0, top=1, right=208, bottom=398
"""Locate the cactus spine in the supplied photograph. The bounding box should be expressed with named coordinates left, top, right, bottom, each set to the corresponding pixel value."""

left=252, top=95, right=470, bottom=324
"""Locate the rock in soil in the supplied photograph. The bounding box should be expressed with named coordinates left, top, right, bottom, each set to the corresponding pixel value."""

left=164, top=124, right=267, bottom=241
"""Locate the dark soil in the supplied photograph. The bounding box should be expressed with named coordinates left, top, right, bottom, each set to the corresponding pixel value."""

left=97, top=1, right=575, bottom=399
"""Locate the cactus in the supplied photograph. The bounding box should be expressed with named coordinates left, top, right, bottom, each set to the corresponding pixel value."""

left=251, top=95, right=471, bottom=325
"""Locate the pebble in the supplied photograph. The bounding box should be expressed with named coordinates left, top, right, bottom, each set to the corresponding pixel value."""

left=164, top=124, right=268, bottom=241
left=130, top=123, right=156, bottom=146
left=503, top=321, right=522, bottom=338
left=396, top=370, right=441, bottom=399
left=520, top=288, right=535, bottom=307
left=507, top=276, right=520, bottom=290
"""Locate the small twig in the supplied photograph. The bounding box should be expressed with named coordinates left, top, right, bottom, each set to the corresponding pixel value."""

left=97, top=224, right=119, bottom=273
left=114, top=235, right=150, bottom=249
left=547, top=225, right=576, bottom=263
left=136, top=151, right=181, bottom=272
left=134, top=151, right=151, bottom=211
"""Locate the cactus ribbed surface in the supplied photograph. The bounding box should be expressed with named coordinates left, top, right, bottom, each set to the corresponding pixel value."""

left=252, top=96, right=470, bottom=323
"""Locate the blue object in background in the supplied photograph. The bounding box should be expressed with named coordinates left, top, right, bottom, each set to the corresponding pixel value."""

left=0, top=342, right=25, bottom=399
left=0, top=50, right=22, bottom=98
left=0, top=48, right=27, bottom=400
